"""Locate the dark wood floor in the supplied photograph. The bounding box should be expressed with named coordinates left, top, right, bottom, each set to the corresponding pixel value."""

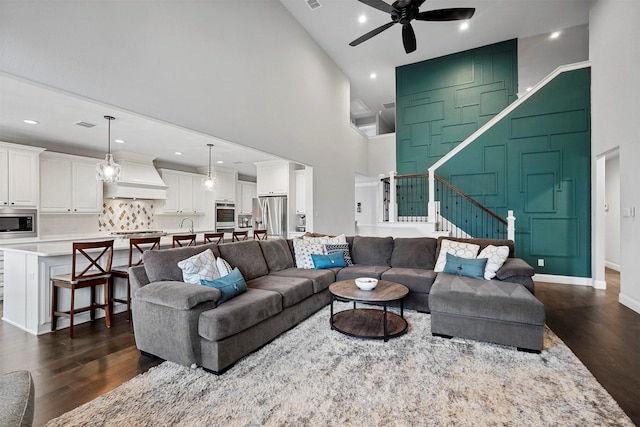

left=1, top=268, right=638, bottom=426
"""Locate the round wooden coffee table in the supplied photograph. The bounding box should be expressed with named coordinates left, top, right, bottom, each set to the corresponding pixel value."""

left=329, top=279, right=409, bottom=342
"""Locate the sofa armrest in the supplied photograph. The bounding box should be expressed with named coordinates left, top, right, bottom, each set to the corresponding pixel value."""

left=129, top=265, right=150, bottom=294
left=135, top=281, right=221, bottom=310
left=496, top=258, right=535, bottom=280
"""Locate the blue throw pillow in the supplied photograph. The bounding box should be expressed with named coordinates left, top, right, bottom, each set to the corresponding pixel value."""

left=442, top=252, right=488, bottom=280
left=200, top=267, right=247, bottom=304
left=311, top=252, right=346, bottom=269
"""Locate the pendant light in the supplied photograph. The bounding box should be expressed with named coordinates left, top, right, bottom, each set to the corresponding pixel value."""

left=96, top=115, right=121, bottom=182
left=201, top=143, right=215, bottom=191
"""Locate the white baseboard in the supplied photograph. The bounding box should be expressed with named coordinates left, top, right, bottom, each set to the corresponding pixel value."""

left=604, top=261, right=621, bottom=271
left=619, top=293, right=640, bottom=315
left=533, top=273, right=594, bottom=287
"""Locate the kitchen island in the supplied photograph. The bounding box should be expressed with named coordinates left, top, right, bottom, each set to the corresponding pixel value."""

left=0, top=230, right=226, bottom=335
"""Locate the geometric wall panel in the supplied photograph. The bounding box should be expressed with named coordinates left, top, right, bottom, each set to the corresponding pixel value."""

left=403, top=101, right=443, bottom=125
left=451, top=173, right=497, bottom=196
left=530, top=217, right=579, bottom=257
left=511, top=110, right=587, bottom=139
left=525, top=173, right=556, bottom=212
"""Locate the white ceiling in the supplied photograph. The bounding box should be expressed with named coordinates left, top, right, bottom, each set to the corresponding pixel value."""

left=280, top=0, right=590, bottom=128
left=0, top=0, right=590, bottom=174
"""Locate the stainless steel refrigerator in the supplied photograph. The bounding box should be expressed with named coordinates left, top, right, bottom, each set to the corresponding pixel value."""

left=253, top=196, right=287, bottom=239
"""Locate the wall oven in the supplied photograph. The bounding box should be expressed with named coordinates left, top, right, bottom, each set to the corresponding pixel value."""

left=215, top=203, right=235, bottom=232
left=0, top=209, right=37, bottom=239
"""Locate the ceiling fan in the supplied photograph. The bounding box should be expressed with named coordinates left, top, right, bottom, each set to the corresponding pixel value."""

left=349, top=0, right=475, bottom=54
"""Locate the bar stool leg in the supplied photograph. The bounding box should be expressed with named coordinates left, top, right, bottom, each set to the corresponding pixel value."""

left=104, top=281, right=111, bottom=328
left=51, top=283, right=58, bottom=332
left=69, top=287, right=75, bottom=339
left=90, top=286, right=96, bottom=321
left=126, top=277, right=132, bottom=323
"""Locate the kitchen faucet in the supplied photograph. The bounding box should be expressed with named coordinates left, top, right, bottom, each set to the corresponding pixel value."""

left=179, top=217, right=194, bottom=234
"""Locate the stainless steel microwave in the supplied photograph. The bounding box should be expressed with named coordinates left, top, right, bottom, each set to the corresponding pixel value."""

left=0, top=209, right=37, bottom=239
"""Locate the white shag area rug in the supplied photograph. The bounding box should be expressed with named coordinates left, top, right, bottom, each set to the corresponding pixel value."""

left=46, top=304, right=633, bottom=426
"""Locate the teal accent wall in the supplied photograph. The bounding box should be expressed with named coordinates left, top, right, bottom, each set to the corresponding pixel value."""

left=396, top=39, right=518, bottom=174
left=395, top=40, right=591, bottom=278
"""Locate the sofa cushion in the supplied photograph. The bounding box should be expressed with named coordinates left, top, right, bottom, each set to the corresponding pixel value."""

left=143, top=243, right=221, bottom=283
left=390, top=237, right=438, bottom=269
left=135, top=281, right=221, bottom=309
left=436, top=236, right=515, bottom=259
left=0, top=370, right=34, bottom=427
left=336, top=265, right=391, bottom=281
left=293, top=239, right=325, bottom=269
left=218, top=240, right=269, bottom=281
left=496, top=258, right=535, bottom=280
left=443, top=253, right=488, bottom=280
left=478, top=245, right=510, bottom=280
left=198, top=288, right=282, bottom=342
left=430, top=273, right=545, bottom=325
left=177, top=249, right=220, bottom=284
left=381, top=267, right=438, bottom=294
left=259, top=239, right=295, bottom=272
left=269, top=268, right=336, bottom=293
left=246, top=275, right=314, bottom=308
left=325, top=243, right=353, bottom=266
left=434, top=239, right=480, bottom=273
left=351, top=236, right=394, bottom=266
left=312, top=252, right=346, bottom=269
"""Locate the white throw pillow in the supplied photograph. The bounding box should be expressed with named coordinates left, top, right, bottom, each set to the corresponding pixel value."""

left=216, top=257, right=233, bottom=277
left=478, top=245, right=510, bottom=280
left=301, top=234, right=347, bottom=245
left=434, top=239, right=480, bottom=273
left=293, top=239, right=325, bottom=269
left=177, top=249, right=220, bottom=284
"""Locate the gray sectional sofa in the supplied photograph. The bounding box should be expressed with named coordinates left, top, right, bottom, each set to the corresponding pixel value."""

left=130, top=235, right=541, bottom=373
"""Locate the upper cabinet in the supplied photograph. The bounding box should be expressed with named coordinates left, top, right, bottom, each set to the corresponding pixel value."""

left=256, top=160, right=290, bottom=196
left=0, top=142, right=44, bottom=208
left=238, top=181, right=256, bottom=215
left=295, top=169, right=306, bottom=214
left=40, top=153, right=103, bottom=213
left=158, top=169, right=206, bottom=215
left=214, top=170, right=236, bottom=202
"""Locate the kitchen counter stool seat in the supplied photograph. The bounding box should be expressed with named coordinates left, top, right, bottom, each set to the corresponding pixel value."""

left=111, top=236, right=161, bottom=322
left=51, top=240, right=114, bottom=339
left=173, top=234, right=196, bottom=247
left=232, top=230, right=248, bottom=242
left=253, top=230, right=267, bottom=240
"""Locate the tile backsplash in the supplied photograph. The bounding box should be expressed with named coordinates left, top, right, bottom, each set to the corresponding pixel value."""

left=99, top=199, right=156, bottom=231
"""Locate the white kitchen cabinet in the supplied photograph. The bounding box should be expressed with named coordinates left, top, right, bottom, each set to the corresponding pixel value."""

left=0, top=143, right=44, bottom=208
left=159, top=169, right=206, bottom=215
left=238, top=181, right=256, bottom=215
left=40, top=153, right=103, bottom=213
left=295, top=170, right=306, bottom=214
left=256, top=160, right=290, bottom=196
left=214, top=170, right=236, bottom=202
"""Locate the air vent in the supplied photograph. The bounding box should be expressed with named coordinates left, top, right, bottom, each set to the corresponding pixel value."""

left=306, top=0, right=321, bottom=10
left=383, top=102, right=396, bottom=109
left=75, top=121, right=96, bottom=128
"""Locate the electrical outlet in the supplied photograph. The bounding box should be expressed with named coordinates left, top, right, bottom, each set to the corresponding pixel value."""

left=537, top=259, right=545, bottom=267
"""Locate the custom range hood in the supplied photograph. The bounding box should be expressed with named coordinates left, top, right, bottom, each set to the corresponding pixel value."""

left=103, top=151, right=167, bottom=200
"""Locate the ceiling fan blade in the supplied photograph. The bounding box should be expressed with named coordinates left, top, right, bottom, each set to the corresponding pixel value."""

left=402, top=23, right=417, bottom=54
left=416, top=8, right=476, bottom=21
left=356, top=0, right=396, bottom=15
left=349, top=21, right=396, bottom=47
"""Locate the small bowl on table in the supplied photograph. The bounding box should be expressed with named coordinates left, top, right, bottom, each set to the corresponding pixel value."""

left=355, top=277, right=378, bottom=291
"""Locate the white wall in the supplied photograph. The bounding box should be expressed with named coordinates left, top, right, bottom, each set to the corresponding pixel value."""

left=518, top=24, right=589, bottom=94
left=605, top=155, right=620, bottom=270
left=367, top=133, right=396, bottom=178
left=590, top=0, right=640, bottom=313
left=0, top=0, right=368, bottom=236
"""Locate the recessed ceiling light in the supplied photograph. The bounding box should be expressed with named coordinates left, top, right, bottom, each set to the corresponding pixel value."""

left=174, top=151, right=182, bottom=156
left=370, top=73, right=377, bottom=79
left=217, top=160, right=224, bottom=164
left=526, top=87, right=533, bottom=92
left=114, top=139, right=125, bottom=144
left=358, top=14, right=366, bottom=24
left=23, top=119, right=39, bottom=125
left=460, top=22, right=469, bottom=31
left=550, top=31, right=561, bottom=39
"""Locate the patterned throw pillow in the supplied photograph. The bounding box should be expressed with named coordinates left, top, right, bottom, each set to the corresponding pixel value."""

left=302, top=234, right=347, bottom=245
left=478, top=245, right=510, bottom=279
left=434, top=239, right=480, bottom=273
left=293, top=239, right=324, bottom=269
left=177, top=249, right=220, bottom=284
left=216, top=257, right=233, bottom=277
left=324, top=243, right=353, bottom=266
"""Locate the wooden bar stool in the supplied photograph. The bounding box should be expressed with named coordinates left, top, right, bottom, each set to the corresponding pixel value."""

left=51, top=240, right=114, bottom=339
left=111, top=236, right=161, bottom=322
left=232, top=230, right=248, bottom=242
left=204, top=232, right=224, bottom=244
left=172, top=234, right=196, bottom=247
left=253, top=230, right=267, bottom=240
